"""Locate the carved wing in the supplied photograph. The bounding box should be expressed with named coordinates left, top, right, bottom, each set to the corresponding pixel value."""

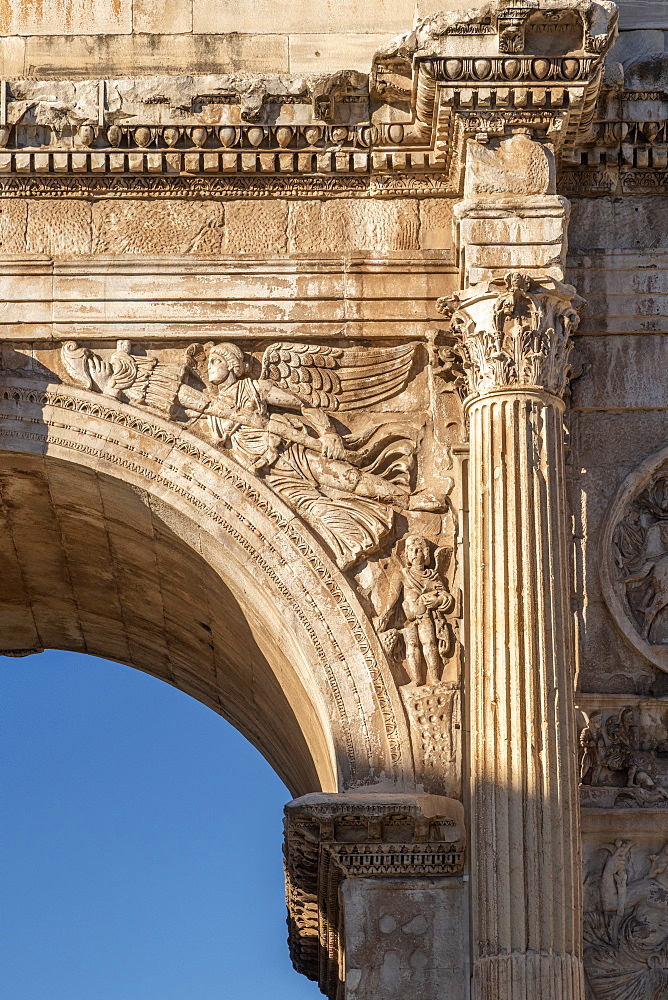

left=260, top=342, right=417, bottom=411
left=61, top=340, right=184, bottom=413
left=434, top=545, right=454, bottom=580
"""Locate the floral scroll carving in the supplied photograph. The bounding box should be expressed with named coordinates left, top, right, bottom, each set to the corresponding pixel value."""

left=435, top=271, right=584, bottom=400
left=584, top=841, right=668, bottom=999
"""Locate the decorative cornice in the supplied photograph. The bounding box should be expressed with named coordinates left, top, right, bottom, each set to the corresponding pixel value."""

left=0, top=3, right=619, bottom=194
left=284, top=792, right=465, bottom=998
left=436, top=271, right=584, bottom=400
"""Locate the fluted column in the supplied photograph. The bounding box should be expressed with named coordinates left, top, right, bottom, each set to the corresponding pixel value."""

left=442, top=273, right=585, bottom=1000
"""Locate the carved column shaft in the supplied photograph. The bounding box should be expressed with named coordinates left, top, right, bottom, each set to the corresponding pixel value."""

left=441, top=270, right=585, bottom=999
left=468, top=387, right=583, bottom=999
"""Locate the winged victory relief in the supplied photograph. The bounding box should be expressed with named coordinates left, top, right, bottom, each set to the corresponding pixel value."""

left=61, top=338, right=443, bottom=570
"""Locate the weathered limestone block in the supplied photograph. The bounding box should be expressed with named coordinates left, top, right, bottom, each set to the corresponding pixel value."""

left=91, top=199, right=225, bottom=253
left=0, top=200, right=27, bottom=253
left=341, top=877, right=465, bottom=1000
left=23, top=33, right=291, bottom=78
left=132, top=0, right=192, bottom=33
left=569, top=196, right=668, bottom=251
left=287, top=199, right=420, bottom=253
left=0, top=0, right=131, bottom=34
left=27, top=200, right=92, bottom=255
left=464, top=132, right=556, bottom=199
left=224, top=200, right=287, bottom=253
left=419, top=199, right=454, bottom=251
left=456, top=136, right=569, bottom=283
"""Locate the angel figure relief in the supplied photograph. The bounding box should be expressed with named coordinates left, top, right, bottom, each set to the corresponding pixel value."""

left=374, top=535, right=457, bottom=687
left=181, top=341, right=446, bottom=571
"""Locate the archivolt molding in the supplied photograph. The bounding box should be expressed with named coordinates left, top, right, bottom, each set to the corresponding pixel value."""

left=0, top=376, right=414, bottom=788
left=599, top=446, right=668, bottom=674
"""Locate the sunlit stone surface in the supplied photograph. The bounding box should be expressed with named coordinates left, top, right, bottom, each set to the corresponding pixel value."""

left=2, top=0, right=668, bottom=996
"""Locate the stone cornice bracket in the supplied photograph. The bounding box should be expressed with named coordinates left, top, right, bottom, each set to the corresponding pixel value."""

left=435, top=270, right=585, bottom=401
left=374, top=0, right=618, bottom=193
left=284, top=792, right=465, bottom=999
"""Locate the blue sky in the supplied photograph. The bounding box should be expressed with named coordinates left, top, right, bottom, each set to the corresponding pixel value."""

left=1, top=649, right=321, bottom=1000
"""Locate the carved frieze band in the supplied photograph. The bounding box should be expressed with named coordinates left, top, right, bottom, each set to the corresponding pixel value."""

left=0, top=0, right=621, bottom=192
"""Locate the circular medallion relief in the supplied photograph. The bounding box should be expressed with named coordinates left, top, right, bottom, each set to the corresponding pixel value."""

left=600, top=449, right=668, bottom=673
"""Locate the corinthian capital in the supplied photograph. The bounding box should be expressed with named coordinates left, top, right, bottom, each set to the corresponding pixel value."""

left=437, top=271, right=585, bottom=400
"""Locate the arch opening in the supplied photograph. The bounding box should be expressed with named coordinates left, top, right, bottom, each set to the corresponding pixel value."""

left=0, top=379, right=414, bottom=794
left=2, top=648, right=322, bottom=1000
left=0, top=450, right=332, bottom=795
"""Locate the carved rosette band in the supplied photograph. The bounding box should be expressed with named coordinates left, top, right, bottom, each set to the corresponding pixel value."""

left=284, top=793, right=465, bottom=999
left=437, top=271, right=585, bottom=401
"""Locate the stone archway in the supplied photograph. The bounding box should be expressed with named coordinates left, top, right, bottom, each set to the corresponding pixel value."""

left=0, top=376, right=412, bottom=796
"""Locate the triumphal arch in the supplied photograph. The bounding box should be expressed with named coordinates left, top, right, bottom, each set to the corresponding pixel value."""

left=2, top=0, right=668, bottom=995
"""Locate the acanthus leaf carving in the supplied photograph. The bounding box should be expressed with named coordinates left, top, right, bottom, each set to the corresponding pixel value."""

left=436, top=270, right=584, bottom=400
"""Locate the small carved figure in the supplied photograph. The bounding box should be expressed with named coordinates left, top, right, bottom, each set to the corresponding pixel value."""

left=580, top=711, right=606, bottom=786
left=584, top=841, right=668, bottom=999
left=605, top=706, right=642, bottom=786
left=579, top=705, right=668, bottom=807
left=376, top=534, right=456, bottom=687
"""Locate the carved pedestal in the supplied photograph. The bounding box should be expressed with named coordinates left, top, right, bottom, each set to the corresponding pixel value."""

left=284, top=793, right=467, bottom=1000
left=444, top=274, right=585, bottom=1000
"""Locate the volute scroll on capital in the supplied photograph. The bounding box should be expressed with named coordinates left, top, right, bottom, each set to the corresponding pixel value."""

left=434, top=270, right=585, bottom=402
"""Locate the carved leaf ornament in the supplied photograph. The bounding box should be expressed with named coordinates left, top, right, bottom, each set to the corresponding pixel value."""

left=437, top=272, right=584, bottom=400
left=600, top=450, right=668, bottom=673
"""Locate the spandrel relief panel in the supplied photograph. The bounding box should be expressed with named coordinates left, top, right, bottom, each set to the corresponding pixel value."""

left=3, top=323, right=466, bottom=800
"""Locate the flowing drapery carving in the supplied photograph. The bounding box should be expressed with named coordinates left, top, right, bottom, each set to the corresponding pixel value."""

left=60, top=338, right=445, bottom=570
left=436, top=271, right=584, bottom=399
